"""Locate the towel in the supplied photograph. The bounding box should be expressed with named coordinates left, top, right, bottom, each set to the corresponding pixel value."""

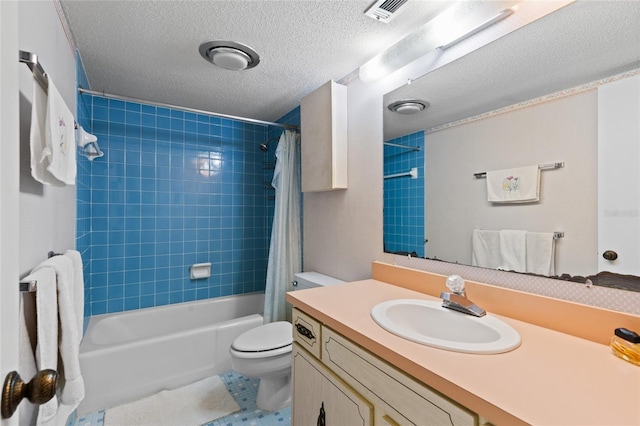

left=23, top=269, right=59, bottom=426
left=486, top=165, right=540, bottom=203
left=43, top=79, right=76, bottom=185
left=526, top=232, right=556, bottom=276
left=30, top=78, right=64, bottom=187
left=471, top=229, right=502, bottom=269
left=33, top=254, right=85, bottom=426
left=499, top=230, right=527, bottom=272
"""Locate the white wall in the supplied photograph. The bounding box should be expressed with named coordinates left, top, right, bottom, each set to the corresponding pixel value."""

left=425, top=90, right=598, bottom=276
left=18, top=1, right=76, bottom=275
left=303, top=78, right=384, bottom=281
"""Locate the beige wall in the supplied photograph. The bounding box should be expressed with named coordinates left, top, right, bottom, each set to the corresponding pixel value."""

left=18, top=1, right=76, bottom=275
left=425, top=90, right=598, bottom=276
left=302, top=78, right=385, bottom=281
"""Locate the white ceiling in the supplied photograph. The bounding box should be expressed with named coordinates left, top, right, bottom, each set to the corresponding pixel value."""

left=383, top=1, right=640, bottom=139
left=60, top=0, right=453, bottom=124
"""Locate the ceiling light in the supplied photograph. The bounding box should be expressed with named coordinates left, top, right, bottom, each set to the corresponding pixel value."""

left=437, top=8, right=515, bottom=50
left=199, top=41, right=260, bottom=71
left=388, top=100, right=429, bottom=114
left=359, top=2, right=519, bottom=83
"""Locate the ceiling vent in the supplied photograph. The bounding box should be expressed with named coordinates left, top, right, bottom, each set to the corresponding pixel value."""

left=365, top=0, right=409, bottom=23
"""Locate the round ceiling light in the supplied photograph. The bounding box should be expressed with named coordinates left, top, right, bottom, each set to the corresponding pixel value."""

left=199, top=41, right=260, bottom=71
left=387, top=99, right=429, bottom=114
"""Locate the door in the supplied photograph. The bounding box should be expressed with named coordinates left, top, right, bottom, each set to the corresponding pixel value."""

left=0, top=1, right=21, bottom=425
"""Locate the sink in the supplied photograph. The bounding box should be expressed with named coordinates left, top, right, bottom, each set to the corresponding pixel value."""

left=371, top=299, right=521, bottom=354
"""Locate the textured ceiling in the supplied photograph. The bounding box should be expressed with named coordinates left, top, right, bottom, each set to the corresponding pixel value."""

left=60, top=0, right=453, bottom=123
left=384, top=1, right=640, bottom=139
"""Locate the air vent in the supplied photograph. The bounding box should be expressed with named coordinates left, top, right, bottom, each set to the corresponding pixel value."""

left=365, top=0, right=409, bottom=23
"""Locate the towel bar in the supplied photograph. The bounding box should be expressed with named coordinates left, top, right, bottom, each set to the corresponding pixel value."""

left=474, top=162, right=565, bottom=178
left=19, top=251, right=62, bottom=292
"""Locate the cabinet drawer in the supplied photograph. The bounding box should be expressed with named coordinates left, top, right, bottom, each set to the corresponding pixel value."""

left=322, top=328, right=478, bottom=426
left=292, top=308, right=322, bottom=359
left=292, top=343, right=372, bottom=426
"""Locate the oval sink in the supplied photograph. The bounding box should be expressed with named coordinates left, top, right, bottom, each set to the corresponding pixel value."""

left=371, top=299, right=521, bottom=354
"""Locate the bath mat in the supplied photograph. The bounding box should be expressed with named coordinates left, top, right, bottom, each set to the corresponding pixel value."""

left=104, top=375, right=240, bottom=426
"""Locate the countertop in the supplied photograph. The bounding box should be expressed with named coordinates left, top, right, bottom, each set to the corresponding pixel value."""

left=286, top=279, right=640, bottom=426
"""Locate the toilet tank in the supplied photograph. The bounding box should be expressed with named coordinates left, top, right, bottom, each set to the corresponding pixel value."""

left=292, top=272, right=345, bottom=290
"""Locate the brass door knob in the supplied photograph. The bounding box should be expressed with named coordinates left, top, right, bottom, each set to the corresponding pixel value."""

left=602, top=250, right=618, bottom=261
left=1, top=369, right=57, bottom=419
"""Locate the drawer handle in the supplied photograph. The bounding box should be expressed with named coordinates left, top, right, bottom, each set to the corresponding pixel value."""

left=296, top=323, right=315, bottom=340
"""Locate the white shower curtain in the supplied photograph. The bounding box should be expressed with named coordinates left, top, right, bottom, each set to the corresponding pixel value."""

left=263, top=130, right=302, bottom=323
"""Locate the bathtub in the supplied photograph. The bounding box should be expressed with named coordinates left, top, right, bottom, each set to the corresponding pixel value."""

left=77, top=292, right=264, bottom=415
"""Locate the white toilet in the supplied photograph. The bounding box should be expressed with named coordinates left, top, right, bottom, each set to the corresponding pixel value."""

left=229, top=272, right=345, bottom=411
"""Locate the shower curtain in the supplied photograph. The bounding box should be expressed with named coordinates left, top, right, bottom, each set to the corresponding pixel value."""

left=263, top=130, right=302, bottom=323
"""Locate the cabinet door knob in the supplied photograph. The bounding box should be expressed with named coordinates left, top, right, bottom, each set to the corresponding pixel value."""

left=317, top=401, right=326, bottom=426
left=1, top=369, right=58, bottom=419
left=602, top=250, right=618, bottom=261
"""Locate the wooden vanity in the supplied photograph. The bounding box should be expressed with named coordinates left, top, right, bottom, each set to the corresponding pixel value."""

left=286, top=262, right=640, bottom=425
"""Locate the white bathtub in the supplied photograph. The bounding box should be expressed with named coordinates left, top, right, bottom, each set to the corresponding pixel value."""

left=77, top=292, right=264, bottom=415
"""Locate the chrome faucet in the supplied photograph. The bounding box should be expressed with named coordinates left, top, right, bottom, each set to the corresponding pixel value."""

left=440, top=275, right=486, bottom=317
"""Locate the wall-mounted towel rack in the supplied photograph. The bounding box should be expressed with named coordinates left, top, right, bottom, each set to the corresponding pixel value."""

left=384, top=142, right=421, bottom=152
left=473, top=162, right=565, bottom=178
left=20, top=50, right=103, bottom=161
left=19, top=251, right=62, bottom=292
left=384, top=167, right=418, bottom=180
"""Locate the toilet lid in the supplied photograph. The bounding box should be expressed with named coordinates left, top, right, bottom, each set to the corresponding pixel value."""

left=232, top=321, right=292, bottom=352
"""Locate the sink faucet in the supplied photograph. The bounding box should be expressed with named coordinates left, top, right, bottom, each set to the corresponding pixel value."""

left=440, top=275, right=486, bottom=317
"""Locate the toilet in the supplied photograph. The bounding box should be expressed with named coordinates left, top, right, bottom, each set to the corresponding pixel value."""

left=229, top=272, right=345, bottom=411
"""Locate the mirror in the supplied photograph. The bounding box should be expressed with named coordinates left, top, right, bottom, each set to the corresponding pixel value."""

left=383, top=1, right=640, bottom=291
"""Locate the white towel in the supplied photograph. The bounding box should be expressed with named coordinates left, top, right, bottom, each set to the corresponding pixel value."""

left=21, top=269, right=59, bottom=426
left=33, top=254, right=85, bottom=426
left=499, top=230, right=527, bottom=273
left=30, top=79, right=64, bottom=187
left=526, top=232, right=556, bottom=276
left=486, top=165, right=540, bottom=203
left=64, top=250, right=85, bottom=338
left=471, top=229, right=502, bottom=269
left=43, top=79, right=76, bottom=185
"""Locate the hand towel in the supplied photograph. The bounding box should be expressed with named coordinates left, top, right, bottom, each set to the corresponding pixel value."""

left=30, top=78, right=64, bottom=187
left=44, top=79, right=76, bottom=185
left=486, top=165, right=540, bottom=203
left=23, top=269, right=59, bottom=426
left=499, top=230, right=527, bottom=273
left=526, top=232, right=556, bottom=276
left=64, top=250, right=85, bottom=338
left=34, top=255, right=85, bottom=424
left=471, top=229, right=502, bottom=269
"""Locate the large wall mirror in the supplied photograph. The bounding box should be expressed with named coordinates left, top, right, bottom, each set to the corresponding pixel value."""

left=382, top=1, right=640, bottom=292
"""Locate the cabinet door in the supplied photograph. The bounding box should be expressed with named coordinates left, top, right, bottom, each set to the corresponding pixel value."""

left=292, top=344, right=372, bottom=426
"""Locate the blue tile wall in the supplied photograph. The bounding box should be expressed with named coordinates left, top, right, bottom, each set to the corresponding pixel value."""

left=75, top=92, right=298, bottom=315
left=383, top=131, right=425, bottom=257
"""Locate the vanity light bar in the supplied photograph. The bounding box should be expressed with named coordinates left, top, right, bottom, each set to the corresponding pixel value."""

left=438, top=8, right=515, bottom=50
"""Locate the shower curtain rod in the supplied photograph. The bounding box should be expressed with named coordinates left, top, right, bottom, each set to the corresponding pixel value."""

left=77, top=87, right=299, bottom=130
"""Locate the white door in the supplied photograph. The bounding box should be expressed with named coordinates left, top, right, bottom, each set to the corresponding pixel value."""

left=0, top=1, right=21, bottom=425
left=597, top=75, right=640, bottom=275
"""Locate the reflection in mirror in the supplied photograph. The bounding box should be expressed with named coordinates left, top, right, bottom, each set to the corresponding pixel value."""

left=382, top=1, right=640, bottom=291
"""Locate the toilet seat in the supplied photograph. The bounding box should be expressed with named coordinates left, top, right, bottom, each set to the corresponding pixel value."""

left=230, top=321, right=292, bottom=359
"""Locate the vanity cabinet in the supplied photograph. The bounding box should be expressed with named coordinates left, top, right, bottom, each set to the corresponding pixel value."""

left=300, top=80, right=347, bottom=192
left=291, top=308, right=482, bottom=426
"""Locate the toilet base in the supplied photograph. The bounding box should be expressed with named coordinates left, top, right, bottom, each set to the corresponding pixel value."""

left=256, top=373, right=291, bottom=412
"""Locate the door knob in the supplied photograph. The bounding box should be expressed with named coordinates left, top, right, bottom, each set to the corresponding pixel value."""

left=1, top=369, right=57, bottom=419
left=602, top=250, right=618, bottom=261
